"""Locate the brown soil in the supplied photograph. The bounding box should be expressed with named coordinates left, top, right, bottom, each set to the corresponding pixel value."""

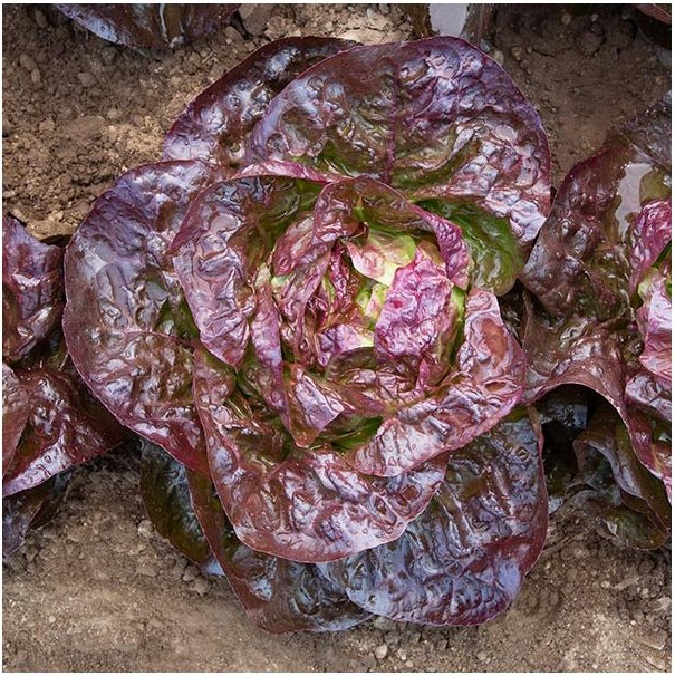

left=2, top=3, right=672, bottom=673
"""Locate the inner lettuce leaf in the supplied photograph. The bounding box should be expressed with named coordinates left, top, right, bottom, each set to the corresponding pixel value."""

left=319, top=409, right=548, bottom=626
left=246, top=37, right=551, bottom=247
left=63, top=161, right=230, bottom=475
left=2, top=216, right=64, bottom=362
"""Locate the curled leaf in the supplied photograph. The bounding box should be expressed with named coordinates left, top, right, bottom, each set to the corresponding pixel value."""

left=57, top=3, right=240, bottom=49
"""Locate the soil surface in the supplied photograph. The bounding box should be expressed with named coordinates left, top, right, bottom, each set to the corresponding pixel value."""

left=2, top=3, right=672, bottom=673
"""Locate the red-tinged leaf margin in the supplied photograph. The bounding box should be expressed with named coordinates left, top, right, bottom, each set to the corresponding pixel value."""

left=247, top=36, right=551, bottom=246
left=192, top=344, right=448, bottom=563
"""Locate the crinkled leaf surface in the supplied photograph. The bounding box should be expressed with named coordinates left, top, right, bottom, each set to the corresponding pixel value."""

left=164, top=37, right=356, bottom=165
left=56, top=3, right=240, bottom=48
left=192, top=345, right=448, bottom=563
left=186, top=470, right=370, bottom=633
left=628, top=200, right=671, bottom=295
left=344, top=289, right=527, bottom=476
left=416, top=200, right=524, bottom=295
left=140, top=441, right=213, bottom=566
left=63, top=161, right=228, bottom=474
left=521, top=99, right=671, bottom=319
left=2, top=473, right=70, bottom=558
left=248, top=37, right=550, bottom=244
left=319, top=409, right=548, bottom=626
left=2, top=364, right=29, bottom=477
left=638, top=275, right=672, bottom=389
left=2, top=367, right=126, bottom=497
left=2, top=216, right=64, bottom=362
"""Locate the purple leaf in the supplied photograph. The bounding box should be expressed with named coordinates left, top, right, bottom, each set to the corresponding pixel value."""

left=638, top=275, right=672, bottom=389
left=2, top=473, right=70, bottom=558
left=2, top=216, right=64, bottom=362
left=344, top=289, right=527, bottom=476
left=164, top=38, right=357, bottom=165
left=2, top=364, right=29, bottom=477
left=573, top=403, right=670, bottom=534
left=247, top=37, right=550, bottom=244
left=320, top=409, right=548, bottom=626
left=56, top=3, right=240, bottom=49
left=628, top=200, right=671, bottom=295
left=186, top=470, right=371, bottom=634
left=63, top=161, right=229, bottom=475
left=521, top=107, right=671, bottom=319
left=140, top=441, right=213, bottom=567
left=192, top=345, right=448, bottom=562
left=2, top=368, right=126, bottom=497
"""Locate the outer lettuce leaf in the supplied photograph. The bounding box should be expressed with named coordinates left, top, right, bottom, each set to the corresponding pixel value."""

left=192, top=345, right=448, bottom=563
left=186, top=470, right=371, bottom=634
left=2, top=216, right=64, bottom=362
left=164, top=38, right=356, bottom=165
left=2, top=473, right=70, bottom=558
left=638, top=275, right=672, bottom=389
left=2, top=366, right=127, bottom=497
left=56, top=3, right=240, bottom=49
left=247, top=37, right=551, bottom=246
left=319, top=409, right=548, bottom=626
left=140, top=441, right=213, bottom=567
left=521, top=106, right=671, bottom=319
left=628, top=200, right=671, bottom=295
left=573, top=404, right=670, bottom=529
left=63, top=161, right=229, bottom=475
left=2, top=364, right=29, bottom=477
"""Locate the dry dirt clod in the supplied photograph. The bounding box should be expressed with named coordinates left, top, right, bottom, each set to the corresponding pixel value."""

left=238, top=4, right=272, bottom=38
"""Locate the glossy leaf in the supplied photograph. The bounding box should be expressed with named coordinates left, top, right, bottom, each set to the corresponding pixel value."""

left=2, top=364, right=29, bottom=477
left=164, top=38, right=356, bottom=165
left=628, top=200, right=671, bottom=295
left=140, top=441, right=213, bottom=566
left=192, top=345, right=448, bottom=563
left=2, top=473, right=70, bottom=558
left=573, top=403, right=670, bottom=532
left=248, top=37, right=551, bottom=244
left=638, top=275, right=672, bottom=389
left=344, top=289, right=527, bottom=476
left=416, top=200, right=524, bottom=295
left=187, top=471, right=371, bottom=634
left=57, top=3, right=240, bottom=49
left=63, top=161, right=228, bottom=474
left=319, top=409, right=548, bottom=626
left=521, top=103, right=671, bottom=319
left=2, top=216, right=64, bottom=362
left=2, top=368, right=126, bottom=497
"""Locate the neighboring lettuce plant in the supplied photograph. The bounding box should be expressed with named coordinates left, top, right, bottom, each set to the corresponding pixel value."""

left=519, top=95, right=672, bottom=548
left=2, top=216, right=129, bottom=556
left=56, top=3, right=240, bottom=49
left=63, top=37, right=552, bottom=631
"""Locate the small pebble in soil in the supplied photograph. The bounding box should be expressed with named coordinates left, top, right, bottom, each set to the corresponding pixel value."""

left=374, top=645, right=388, bottom=660
left=18, top=53, right=37, bottom=71
left=560, top=10, right=572, bottom=26
left=34, top=8, right=48, bottom=29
